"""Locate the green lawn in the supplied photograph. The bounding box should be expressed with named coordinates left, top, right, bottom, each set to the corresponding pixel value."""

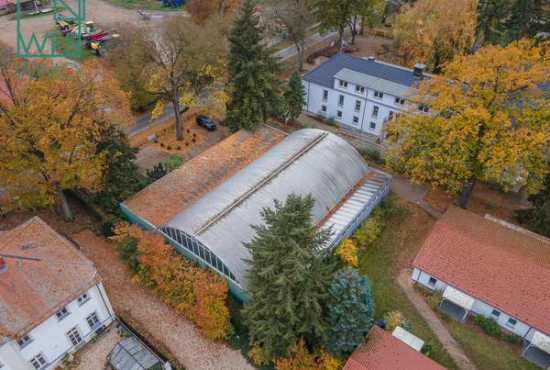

left=445, top=320, right=540, bottom=370
left=357, top=199, right=459, bottom=370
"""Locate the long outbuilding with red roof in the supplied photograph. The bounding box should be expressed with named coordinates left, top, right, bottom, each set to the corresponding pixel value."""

left=411, top=206, right=550, bottom=369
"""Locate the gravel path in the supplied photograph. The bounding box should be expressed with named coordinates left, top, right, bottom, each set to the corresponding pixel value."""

left=71, top=326, right=121, bottom=370
left=72, top=230, right=255, bottom=370
left=397, top=269, right=478, bottom=370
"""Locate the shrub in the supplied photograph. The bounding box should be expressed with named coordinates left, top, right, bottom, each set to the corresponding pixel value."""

left=474, top=316, right=500, bottom=337
left=162, top=154, right=184, bottom=172
left=360, top=147, right=382, bottom=163
left=334, top=239, right=358, bottom=267
left=192, top=138, right=196, bottom=143
left=185, top=142, right=190, bottom=146
left=326, top=116, right=337, bottom=127
left=187, top=129, right=190, bottom=133
left=384, top=310, right=410, bottom=332
left=193, top=132, right=197, bottom=137
left=474, top=314, right=486, bottom=326
left=428, top=289, right=443, bottom=310
left=146, top=162, right=168, bottom=184
left=421, top=341, right=434, bottom=357
left=176, top=146, right=181, bottom=150
left=166, top=145, right=172, bottom=150
left=505, top=334, right=521, bottom=345
left=160, top=142, right=165, bottom=147
left=353, top=217, right=381, bottom=248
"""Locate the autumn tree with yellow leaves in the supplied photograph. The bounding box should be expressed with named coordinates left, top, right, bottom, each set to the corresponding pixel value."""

left=385, top=40, right=550, bottom=208
left=121, top=18, right=227, bottom=141
left=393, top=0, right=478, bottom=70
left=0, top=53, right=130, bottom=220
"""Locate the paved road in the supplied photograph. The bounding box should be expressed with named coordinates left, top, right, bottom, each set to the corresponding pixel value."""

left=397, top=269, right=479, bottom=370
left=274, top=30, right=339, bottom=61
left=129, top=105, right=177, bottom=136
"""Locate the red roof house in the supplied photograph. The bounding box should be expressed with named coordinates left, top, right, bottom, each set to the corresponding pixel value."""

left=343, top=326, right=448, bottom=370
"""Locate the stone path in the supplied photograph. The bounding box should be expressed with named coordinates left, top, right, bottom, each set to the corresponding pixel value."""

left=391, top=175, right=443, bottom=218
left=396, top=269, right=478, bottom=370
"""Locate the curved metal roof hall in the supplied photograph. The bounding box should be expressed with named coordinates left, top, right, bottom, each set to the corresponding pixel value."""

left=158, top=129, right=387, bottom=289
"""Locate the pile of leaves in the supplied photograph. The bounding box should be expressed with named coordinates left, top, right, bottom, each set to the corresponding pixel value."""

left=111, top=222, right=232, bottom=340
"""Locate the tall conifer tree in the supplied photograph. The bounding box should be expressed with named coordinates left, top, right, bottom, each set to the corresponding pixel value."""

left=284, top=71, right=305, bottom=124
left=225, top=0, right=283, bottom=132
left=243, top=194, right=335, bottom=363
left=324, top=267, right=375, bottom=356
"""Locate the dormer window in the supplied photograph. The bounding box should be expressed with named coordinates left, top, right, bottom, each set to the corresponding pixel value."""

left=374, top=91, right=383, bottom=99
left=77, top=292, right=90, bottom=306
left=17, top=334, right=33, bottom=349
left=355, top=85, right=365, bottom=93
left=339, top=80, right=348, bottom=88
left=418, top=104, right=429, bottom=113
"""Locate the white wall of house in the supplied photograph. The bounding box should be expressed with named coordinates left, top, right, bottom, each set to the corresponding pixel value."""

left=303, top=79, right=408, bottom=137
left=0, top=282, right=114, bottom=370
left=412, top=268, right=538, bottom=342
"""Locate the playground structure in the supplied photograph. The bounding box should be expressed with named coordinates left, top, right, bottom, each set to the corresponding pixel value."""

left=55, top=17, right=119, bottom=56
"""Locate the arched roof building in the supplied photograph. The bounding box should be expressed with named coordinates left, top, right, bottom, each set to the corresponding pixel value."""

left=122, top=128, right=391, bottom=300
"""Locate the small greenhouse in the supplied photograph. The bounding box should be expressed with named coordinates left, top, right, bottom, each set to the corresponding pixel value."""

left=108, top=336, right=162, bottom=370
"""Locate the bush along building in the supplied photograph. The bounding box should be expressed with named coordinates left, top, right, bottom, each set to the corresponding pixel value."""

left=121, top=127, right=392, bottom=301
left=412, top=207, right=550, bottom=369
left=302, top=53, right=429, bottom=138
left=0, top=217, right=115, bottom=370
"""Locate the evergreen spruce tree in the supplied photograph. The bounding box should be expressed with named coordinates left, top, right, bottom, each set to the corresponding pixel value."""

left=225, top=0, right=283, bottom=132
left=324, top=267, right=374, bottom=357
left=93, top=125, right=145, bottom=213
left=243, top=194, right=336, bottom=363
left=516, top=174, right=550, bottom=238
left=284, top=71, right=305, bottom=124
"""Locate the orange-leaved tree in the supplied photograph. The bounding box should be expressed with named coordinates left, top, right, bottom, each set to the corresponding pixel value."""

left=393, top=0, right=478, bottom=70
left=385, top=39, right=550, bottom=208
left=187, top=0, right=241, bottom=25
left=0, top=55, right=130, bottom=220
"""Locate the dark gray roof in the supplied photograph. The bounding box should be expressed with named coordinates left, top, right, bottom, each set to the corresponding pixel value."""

left=303, top=53, right=423, bottom=89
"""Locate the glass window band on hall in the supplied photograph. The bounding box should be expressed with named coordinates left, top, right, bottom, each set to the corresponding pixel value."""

left=159, top=226, right=237, bottom=283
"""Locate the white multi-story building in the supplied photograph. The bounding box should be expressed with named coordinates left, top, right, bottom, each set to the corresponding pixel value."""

left=0, top=217, right=115, bottom=370
left=412, top=207, right=550, bottom=369
left=302, top=53, right=429, bottom=138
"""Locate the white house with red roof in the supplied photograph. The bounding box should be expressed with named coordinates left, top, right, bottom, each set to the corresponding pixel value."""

left=411, top=207, right=550, bottom=369
left=0, top=217, right=115, bottom=370
left=343, top=326, right=448, bottom=370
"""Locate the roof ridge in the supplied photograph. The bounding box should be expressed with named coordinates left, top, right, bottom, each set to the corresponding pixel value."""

left=196, top=131, right=329, bottom=236
left=0, top=217, right=39, bottom=252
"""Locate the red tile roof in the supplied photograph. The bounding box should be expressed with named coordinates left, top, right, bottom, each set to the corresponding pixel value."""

left=0, top=217, right=100, bottom=339
left=413, top=206, right=550, bottom=335
left=343, top=326, right=448, bottom=370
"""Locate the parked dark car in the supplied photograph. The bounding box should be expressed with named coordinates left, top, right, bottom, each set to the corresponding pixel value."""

left=196, top=115, right=217, bottom=131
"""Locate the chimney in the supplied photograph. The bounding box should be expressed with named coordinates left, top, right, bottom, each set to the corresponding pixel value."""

left=413, top=63, right=425, bottom=78
left=0, top=257, right=7, bottom=273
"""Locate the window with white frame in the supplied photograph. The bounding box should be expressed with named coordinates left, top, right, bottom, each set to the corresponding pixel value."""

left=339, top=80, right=348, bottom=88
left=322, top=89, right=328, bottom=101
left=372, top=106, right=379, bottom=117
left=355, top=100, right=361, bottom=112
left=338, top=95, right=344, bottom=106
left=353, top=116, right=359, bottom=124
left=355, top=85, right=365, bottom=93
left=30, top=353, right=47, bottom=370
left=18, top=334, right=33, bottom=349
left=389, top=111, right=395, bottom=120
left=321, top=105, right=327, bottom=113
left=67, top=327, right=83, bottom=347
left=56, top=307, right=70, bottom=321
left=77, top=292, right=90, bottom=306
left=491, top=309, right=501, bottom=318
left=337, top=111, right=343, bottom=119
left=374, top=91, right=383, bottom=99
left=395, top=97, right=405, bottom=105
left=370, top=122, right=376, bottom=130
left=428, top=277, right=437, bottom=287
left=506, top=318, right=517, bottom=328
left=87, top=312, right=100, bottom=329
left=418, top=103, right=429, bottom=113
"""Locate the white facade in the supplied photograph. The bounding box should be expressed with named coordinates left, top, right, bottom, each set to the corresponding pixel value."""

left=412, top=268, right=541, bottom=342
left=303, top=77, right=409, bottom=137
left=0, top=282, right=114, bottom=370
